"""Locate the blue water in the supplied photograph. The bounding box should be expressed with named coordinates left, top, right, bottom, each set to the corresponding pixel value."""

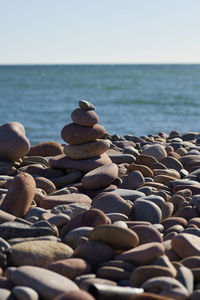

left=0, top=64, right=200, bottom=145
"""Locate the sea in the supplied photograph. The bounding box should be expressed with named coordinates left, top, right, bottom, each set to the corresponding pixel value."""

left=0, top=64, right=200, bottom=146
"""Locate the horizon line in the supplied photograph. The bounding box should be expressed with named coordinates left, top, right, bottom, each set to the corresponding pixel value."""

left=0, top=62, right=200, bottom=66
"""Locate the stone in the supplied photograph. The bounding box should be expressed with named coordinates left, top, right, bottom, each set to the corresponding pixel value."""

left=73, top=240, right=114, bottom=268
left=108, top=154, right=135, bottom=164
left=64, top=139, right=110, bottom=160
left=51, top=203, right=90, bottom=219
left=89, top=224, right=139, bottom=250
left=0, top=210, right=15, bottom=224
left=160, top=156, right=183, bottom=171
left=172, top=233, right=200, bottom=258
left=28, top=141, right=63, bottom=156
left=96, top=266, right=130, bottom=281
left=142, top=144, right=167, bottom=161
left=52, top=171, right=82, bottom=189
left=79, top=100, right=95, bottom=110
left=130, top=265, right=176, bottom=287
left=0, top=173, right=36, bottom=217
left=128, top=164, right=154, bottom=178
left=153, top=168, right=180, bottom=179
left=10, top=240, right=73, bottom=267
left=12, top=286, right=39, bottom=300
left=134, top=199, right=162, bottom=224
left=92, top=192, right=132, bottom=215
left=49, top=153, right=112, bottom=172
left=161, top=217, right=187, bottom=232
left=141, top=276, right=189, bottom=299
left=35, top=176, right=56, bottom=194
left=63, top=227, right=93, bottom=249
left=136, top=154, right=158, bottom=169
left=47, top=258, right=91, bottom=280
left=115, top=242, right=165, bottom=265
left=0, top=122, right=30, bottom=161
left=71, top=108, right=98, bottom=127
left=176, top=265, right=194, bottom=294
left=120, top=171, right=145, bottom=190
left=36, top=193, right=92, bottom=210
left=131, top=225, right=163, bottom=245
left=0, top=289, right=12, bottom=299
left=114, top=189, right=145, bottom=201
left=54, top=290, right=95, bottom=300
left=6, top=265, right=79, bottom=299
left=81, top=163, right=118, bottom=190
left=61, top=123, right=105, bottom=145
left=61, top=208, right=108, bottom=237
left=128, top=293, right=175, bottom=300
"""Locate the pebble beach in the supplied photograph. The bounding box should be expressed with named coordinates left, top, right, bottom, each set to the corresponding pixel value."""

left=0, top=100, right=200, bottom=299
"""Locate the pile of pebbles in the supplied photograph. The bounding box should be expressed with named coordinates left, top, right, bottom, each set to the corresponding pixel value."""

left=1, top=101, right=200, bottom=299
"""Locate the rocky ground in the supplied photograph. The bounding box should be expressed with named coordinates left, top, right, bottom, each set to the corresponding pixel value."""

left=0, top=100, right=200, bottom=299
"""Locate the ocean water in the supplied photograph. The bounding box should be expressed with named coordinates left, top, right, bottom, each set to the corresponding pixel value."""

left=0, top=64, right=200, bottom=145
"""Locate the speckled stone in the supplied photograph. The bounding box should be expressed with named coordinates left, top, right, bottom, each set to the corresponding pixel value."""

left=79, top=100, right=95, bottom=111
left=89, top=224, right=139, bottom=250
left=6, top=265, right=79, bottom=299
left=10, top=240, right=73, bottom=267
left=0, top=173, right=36, bottom=217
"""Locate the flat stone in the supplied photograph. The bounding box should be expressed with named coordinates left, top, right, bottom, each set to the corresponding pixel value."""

left=96, top=266, right=130, bottom=281
left=160, top=156, right=183, bottom=171
left=131, top=225, right=163, bottom=245
left=28, top=141, right=63, bottom=157
left=0, top=122, right=30, bottom=161
left=81, top=163, right=118, bottom=190
left=135, top=154, right=158, bottom=169
left=128, top=164, right=154, bottom=177
left=134, top=199, right=162, bottom=224
left=142, top=144, right=167, bottom=161
left=64, top=139, right=110, bottom=160
left=172, top=233, right=200, bottom=258
left=73, top=240, right=114, bottom=268
left=161, top=217, right=187, bottom=232
left=153, top=168, right=180, bottom=179
left=130, top=265, right=176, bottom=287
left=89, top=224, right=139, bottom=250
left=92, top=192, right=132, bottom=215
left=10, top=240, right=73, bottom=267
left=141, top=276, right=189, bottom=299
left=49, top=153, right=112, bottom=172
left=79, top=100, right=95, bottom=111
left=115, top=242, right=165, bottom=265
left=0, top=173, right=36, bottom=217
left=63, top=227, right=93, bottom=249
left=6, top=265, right=79, bottom=299
left=51, top=203, right=90, bottom=218
left=0, top=210, right=15, bottom=224
left=54, top=290, right=95, bottom=300
left=61, top=123, right=105, bottom=145
left=12, top=286, right=39, bottom=300
left=36, top=193, right=92, bottom=210
left=108, top=154, right=135, bottom=164
left=71, top=108, right=98, bottom=127
left=47, top=258, right=91, bottom=280
left=52, top=171, right=82, bottom=189
left=35, top=176, right=56, bottom=194
left=61, top=208, right=108, bottom=237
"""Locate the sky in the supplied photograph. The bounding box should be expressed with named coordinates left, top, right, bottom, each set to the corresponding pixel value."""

left=0, top=0, right=200, bottom=64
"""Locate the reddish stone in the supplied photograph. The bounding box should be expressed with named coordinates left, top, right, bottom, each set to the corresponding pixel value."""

left=28, top=141, right=63, bottom=156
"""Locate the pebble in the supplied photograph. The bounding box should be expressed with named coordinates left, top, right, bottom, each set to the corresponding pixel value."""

left=12, top=286, right=39, bottom=300
left=131, top=225, right=163, bottom=245
left=54, top=290, right=95, bottom=300
left=28, top=141, right=63, bottom=156
left=79, top=100, right=96, bottom=110
left=81, top=163, right=118, bottom=190
left=64, top=139, right=110, bottom=160
left=134, top=199, right=162, bottom=224
left=88, top=224, right=139, bottom=250
left=142, top=144, right=167, bottom=161
left=6, top=265, right=79, bottom=299
left=10, top=240, right=73, bottom=267
left=120, top=170, right=145, bottom=190
left=0, top=122, right=30, bottom=161
left=71, top=108, right=98, bottom=127
left=172, top=233, right=200, bottom=258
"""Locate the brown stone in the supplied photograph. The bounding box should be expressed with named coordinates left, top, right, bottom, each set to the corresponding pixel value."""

left=161, top=217, right=187, bottom=232
left=0, top=122, right=30, bottom=161
left=142, top=144, right=167, bottom=161
left=131, top=225, right=163, bottom=245
left=115, top=242, right=165, bottom=265
left=120, top=171, right=145, bottom=190
left=0, top=173, right=36, bottom=217
left=172, top=233, right=200, bottom=258
left=89, top=224, right=139, bottom=250
left=0, top=210, right=15, bottom=224
left=135, top=155, right=158, bottom=169
left=49, top=153, right=112, bottom=172
left=61, top=208, right=108, bottom=237
left=54, top=290, right=95, bottom=300
left=64, top=139, right=110, bottom=160
left=71, top=108, right=98, bottom=127
left=35, top=176, right=56, bottom=194
left=61, top=123, right=105, bottom=145
left=28, top=141, right=63, bottom=156
left=128, top=164, right=154, bottom=177
left=47, top=258, right=91, bottom=279
left=79, top=100, right=95, bottom=111
left=81, top=164, right=118, bottom=190
left=96, top=266, right=130, bottom=281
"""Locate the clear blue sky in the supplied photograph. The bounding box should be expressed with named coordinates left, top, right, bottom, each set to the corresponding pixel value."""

left=0, top=0, right=200, bottom=64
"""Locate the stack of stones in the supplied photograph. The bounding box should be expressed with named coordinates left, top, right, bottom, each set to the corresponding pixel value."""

left=49, top=100, right=119, bottom=191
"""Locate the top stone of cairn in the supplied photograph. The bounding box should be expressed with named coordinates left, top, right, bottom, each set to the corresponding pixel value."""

left=79, top=100, right=96, bottom=111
